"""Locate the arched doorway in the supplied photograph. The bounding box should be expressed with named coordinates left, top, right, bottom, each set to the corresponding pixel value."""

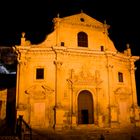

left=78, top=90, right=94, bottom=124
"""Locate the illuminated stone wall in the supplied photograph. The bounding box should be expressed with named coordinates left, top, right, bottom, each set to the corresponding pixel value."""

left=14, top=12, right=140, bottom=129
left=0, top=89, right=7, bottom=120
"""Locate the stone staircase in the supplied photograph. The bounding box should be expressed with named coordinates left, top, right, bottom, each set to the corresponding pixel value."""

left=1, top=127, right=140, bottom=140
left=30, top=126, right=140, bottom=140
left=0, top=136, right=19, bottom=140
left=1, top=119, right=140, bottom=140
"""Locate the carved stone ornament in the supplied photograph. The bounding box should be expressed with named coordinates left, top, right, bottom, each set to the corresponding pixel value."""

left=54, top=60, right=63, bottom=70
left=69, top=66, right=102, bottom=87
left=25, top=85, right=54, bottom=100
left=114, top=87, right=131, bottom=100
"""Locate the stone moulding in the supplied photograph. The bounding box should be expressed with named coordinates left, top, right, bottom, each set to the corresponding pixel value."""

left=25, top=84, right=54, bottom=100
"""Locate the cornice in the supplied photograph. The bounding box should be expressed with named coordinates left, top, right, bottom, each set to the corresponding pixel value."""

left=15, top=45, right=139, bottom=61
left=61, top=22, right=104, bottom=31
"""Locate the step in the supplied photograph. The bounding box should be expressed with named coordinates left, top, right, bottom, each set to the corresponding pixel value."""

left=0, top=136, right=19, bottom=140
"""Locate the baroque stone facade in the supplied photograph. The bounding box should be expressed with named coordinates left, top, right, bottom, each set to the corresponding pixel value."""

left=14, top=12, right=140, bottom=129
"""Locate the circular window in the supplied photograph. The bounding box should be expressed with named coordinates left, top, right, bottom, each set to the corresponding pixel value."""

left=80, top=18, right=85, bottom=22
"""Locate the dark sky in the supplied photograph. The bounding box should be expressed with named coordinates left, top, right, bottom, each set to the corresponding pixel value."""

left=0, top=0, right=140, bottom=104
left=0, top=0, right=139, bottom=49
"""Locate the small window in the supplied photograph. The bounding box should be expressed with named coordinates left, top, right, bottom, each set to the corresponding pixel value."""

left=101, top=46, right=104, bottom=51
left=36, top=68, right=44, bottom=79
left=61, top=42, right=64, bottom=46
left=118, top=72, right=123, bottom=82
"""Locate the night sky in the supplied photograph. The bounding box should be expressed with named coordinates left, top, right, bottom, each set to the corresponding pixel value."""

left=0, top=0, right=140, bottom=104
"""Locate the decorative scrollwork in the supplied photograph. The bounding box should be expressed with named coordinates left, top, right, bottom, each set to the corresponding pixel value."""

left=25, top=84, right=54, bottom=100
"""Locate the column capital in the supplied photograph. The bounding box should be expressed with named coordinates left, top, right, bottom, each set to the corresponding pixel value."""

left=106, top=64, right=113, bottom=69
left=54, top=60, right=63, bottom=69
left=128, top=67, right=137, bottom=72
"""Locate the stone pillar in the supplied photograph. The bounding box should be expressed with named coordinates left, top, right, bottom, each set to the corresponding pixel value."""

left=130, top=61, right=138, bottom=106
left=129, top=59, right=139, bottom=123
left=107, top=65, right=118, bottom=127
left=14, top=46, right=29, bottom=117
left=54, top=60, right=63, bottom=129
left=110, top=106, right=118, bottom=128
left=54, top=60, right=63, bottom=106
left=14, top=35, right=30, bottom=118
left=55, top=108, right=65, bottom=129
left=67, top=69, right=77, bottom=128
left=16, top=60, right=27, bottom=118
left=106, top=63, right=114, bottom=127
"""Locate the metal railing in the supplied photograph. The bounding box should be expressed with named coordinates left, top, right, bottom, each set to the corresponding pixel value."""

left=16, top=115, right=32, bottom=140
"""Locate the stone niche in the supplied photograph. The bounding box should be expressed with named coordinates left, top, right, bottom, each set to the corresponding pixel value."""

left=25, top=84, right=54, bottom=128
left=114, top=87, right=132, bottom=126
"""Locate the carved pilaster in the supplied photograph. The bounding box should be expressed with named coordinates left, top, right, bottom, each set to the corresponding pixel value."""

left=106, top=62, right=114, bottom=126
left=53, top=60, right=63, bottom=111
left=54, top=60, right=63, bottom=70
left=129, top=59, right=138, bottom=106
left=106, top=64, right=113, bottom=69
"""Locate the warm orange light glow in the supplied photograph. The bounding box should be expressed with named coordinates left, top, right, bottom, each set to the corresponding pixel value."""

left=13, top=12, right=140, bottom=134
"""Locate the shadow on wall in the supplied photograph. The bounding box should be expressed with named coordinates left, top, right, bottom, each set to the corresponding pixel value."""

left=135, top=61, right=140, bottom=106
left=0, top=87, right=16, bottom=135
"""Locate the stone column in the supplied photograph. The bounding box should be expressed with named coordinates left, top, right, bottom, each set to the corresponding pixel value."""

left=15, top=49, right=29, bottom=118
left=106, top=56, right=114, bottom=127
left=130, top=60, right=138, bottom=106
left=16, top=60, right=27, bottom=117
left=54, top=60, right=63, bottom=107
left=95, top=70, right=102, bottom=126
left=54, top=60, right=63, bottom=129
left=129, top=59, right=139, bottom=123
left=67, top=69, right=76, bottom=128
left=14, top=33, right=30, bottom=118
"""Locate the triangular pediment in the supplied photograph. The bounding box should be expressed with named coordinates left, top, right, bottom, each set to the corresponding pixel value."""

left=59, top=12, right=105, bottom=28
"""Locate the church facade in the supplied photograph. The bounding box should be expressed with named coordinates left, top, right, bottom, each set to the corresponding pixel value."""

left=14, top=12, right=140, bottom=129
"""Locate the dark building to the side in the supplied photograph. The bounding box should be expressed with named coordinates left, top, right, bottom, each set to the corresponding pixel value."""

left=0, top=46, right=17, bottom=135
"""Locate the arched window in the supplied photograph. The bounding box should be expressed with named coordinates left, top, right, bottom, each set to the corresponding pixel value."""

left=77, top=32, right=88, bottom=47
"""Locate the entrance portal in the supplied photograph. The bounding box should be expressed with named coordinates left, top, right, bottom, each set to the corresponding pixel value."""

left=78, top=90, right=93, bottom=124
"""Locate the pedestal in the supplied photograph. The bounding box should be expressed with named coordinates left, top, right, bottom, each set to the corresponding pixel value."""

left=55, top=108, right=65, bottom=130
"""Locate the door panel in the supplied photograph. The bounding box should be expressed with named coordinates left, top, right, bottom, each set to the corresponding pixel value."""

left=81, top=109, right=89, bottom=124
left=34, top=102, right=45, bottom=126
